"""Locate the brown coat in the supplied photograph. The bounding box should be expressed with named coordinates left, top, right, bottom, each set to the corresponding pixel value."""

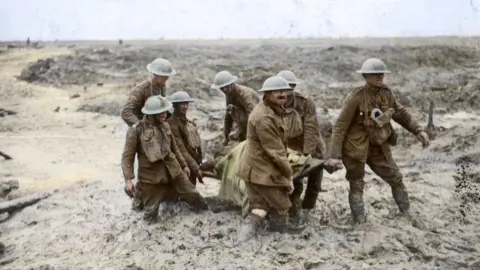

left=121, top=117, right=188, bottom=184
left=167, top=112, right=202, bottom=171
left=284, top=92, right=326, bottom=158
left=330, top=85, right=422, bottom=162
left=121, top=79, right=166, bottom=127
left=224, top=84, right=261, bottom=138
left=237, top=100, right=293, bottom=187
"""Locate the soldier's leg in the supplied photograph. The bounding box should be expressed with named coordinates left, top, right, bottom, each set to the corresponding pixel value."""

left=171, top=173, right=208, bottom=211
left=131, top=182, right=144, bottom=212
left=289, top=180, right=304, bottom=223
left=238, top=182, right=269, bottom=242
left=259, top=186, right=302, bottom=233
left=367, top=147, right=409, bottom=213
left=302, top=168, right=325, bottom=210
left=136, top=182, right=169, bottom=224
left=342, top=155, right=367, bottom=224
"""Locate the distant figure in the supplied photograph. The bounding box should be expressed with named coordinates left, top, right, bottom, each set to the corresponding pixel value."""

left=118, top=39, right=123, bottom=45
left=329, top=58, right=430, bottom=225
left=121, top=95, right=208, bottom=224
left=210, top=71, right=260, bottom=145
left=167, top=91, right=204, bottom=186
left=121, top=58, right=176, bottom=127
left=26, top=37, right=30, bottom=46
left=277, top=70, right=327, bottom=223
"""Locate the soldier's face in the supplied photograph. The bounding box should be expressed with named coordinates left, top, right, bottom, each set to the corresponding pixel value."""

left=176, top=102, right=189, bottom=115
left=220, top=84, right=233, bottom=95
left=266, top=90, right=288, bottom=106
left=154, top=112, right=167, bottom=122
left=364, top=73, right=384, bottom=87
left=153, top=75, right=169, bottom=85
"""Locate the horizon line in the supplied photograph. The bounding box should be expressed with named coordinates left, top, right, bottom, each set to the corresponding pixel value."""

left=1, top=35, right=480, bottom=43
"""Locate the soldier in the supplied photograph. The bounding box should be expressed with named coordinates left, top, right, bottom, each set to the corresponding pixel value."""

left=236, top=76, right=301, bottom=241
left=122, top=95, right=208, bottom=224
left=329, top=58, right=430, bottom=224
left=121, top=58, right=176, bottom=127
left=167, top=91, right=204, bottom=186
left=277, top=70, right=327, bottom=223
left=210, top=71, right=260, bottom=146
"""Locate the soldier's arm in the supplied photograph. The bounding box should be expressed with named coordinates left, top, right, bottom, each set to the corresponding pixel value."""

left=302, top=99, right=320, bottom=155
left=223, top=100, right=234, bottom=138
left=256, top=118, right=293, bottom=178
left=390, top=93, right=422, bottom=135
left=170, top=124, right=199, bottom=171
left=121, top=87, right=143, bottom=127
left=330, top=93, right=358, bottom=159
left=121, top=127, right=138, bottom=180
left=170, top=133, right=188, bottom=169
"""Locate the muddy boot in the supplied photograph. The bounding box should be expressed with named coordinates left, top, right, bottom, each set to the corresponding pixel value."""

left=204, top=196, right=238, bottom=213
left=237, top=213, right=264, bottom=242
left=391, top=182, right=410, bottom=214
left=131, top=197, right=144, bottom=212
left=269, top=210, right=305, bottom=234
left=302, top=170, right=324, bottom=209
left=349, top=182, right=366, bottom=225
left=289, top=182, right=304, bottom=225
left=143, top=203, right=160, bottom=225
left=184, top=194, right=209, bottom=212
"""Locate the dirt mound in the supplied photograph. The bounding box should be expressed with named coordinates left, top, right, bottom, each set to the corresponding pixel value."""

left=16, top=43, right=480, bottom=110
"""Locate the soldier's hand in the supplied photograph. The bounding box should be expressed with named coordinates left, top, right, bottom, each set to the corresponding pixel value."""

left=324, top=158, right=343, bottom=173
left=287, top=176, right=294, bottom=194
left=417, top=131, right=430, bottom=148
left=195, top=169, right=204, bottom=184
left=183, top=167, right=191, bottom=177
left=223, top=136, right=229, bottom=146
left=124, top=179, right=135, bottom=198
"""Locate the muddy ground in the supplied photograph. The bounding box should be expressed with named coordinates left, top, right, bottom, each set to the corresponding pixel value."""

left=0, top=38, right=479, bottom=269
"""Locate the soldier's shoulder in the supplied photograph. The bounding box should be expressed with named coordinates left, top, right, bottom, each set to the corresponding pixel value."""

left=162, top=121, right=172, bottom=132
left=131, top=79, right=151, bottom=92
left=345, top=86, right=364, bottom=98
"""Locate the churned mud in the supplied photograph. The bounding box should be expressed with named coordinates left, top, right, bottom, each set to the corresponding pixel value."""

left=0, top=38, right=479, bottom=269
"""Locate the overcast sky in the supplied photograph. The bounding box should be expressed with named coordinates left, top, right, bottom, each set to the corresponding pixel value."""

left=1, top=0, right=479, bottom=41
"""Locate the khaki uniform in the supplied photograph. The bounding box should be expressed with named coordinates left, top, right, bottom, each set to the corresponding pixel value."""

left=167, top=112, right=203, bottom=185
left=284, top=93, right=327, bottom=215
left=224, top=84, right=260, bottom=142
left=237, top=99, right=293, bottom=227
left=121, top=79, right=166, bottom=127
left=330, top=85, right=422, bottom=222
left=121, top=117, right=207, bottom=221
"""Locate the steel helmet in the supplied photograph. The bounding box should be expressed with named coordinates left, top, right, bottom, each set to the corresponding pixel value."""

left=141, top=95, right=173, bottom=115
left=356, top=58, right=391, bottom=74
left=211, top=71, right=238, bottom=89
left=168, top=91, right=195, bottom=103
left=258, top=76, right=293, bottom=92
left=146, top=58, right=177, bottom=76
left=277, top=70, right=300, bottom=84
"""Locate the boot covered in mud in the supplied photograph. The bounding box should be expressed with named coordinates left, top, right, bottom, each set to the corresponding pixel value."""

left=131, top=197, right=144, bottom=212
left=237, top=213, right=264, bottom=242
left=143, top=203, right=160, bottom=225
left=183, top=194, right=209, bottom=212
left=289, top=182, right=304, bottom=225
left=349, top=182, right=366, bottom=225
left=268, top=210, right=305, bottom=234
left=391, top=182, right=410, bottom=214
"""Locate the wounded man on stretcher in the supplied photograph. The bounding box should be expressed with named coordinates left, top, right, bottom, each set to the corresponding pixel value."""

left=200, top=141, right=343, bottom=217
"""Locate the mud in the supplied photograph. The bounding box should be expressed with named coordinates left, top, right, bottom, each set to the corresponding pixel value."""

left=1, top=38, right=479, bottom=269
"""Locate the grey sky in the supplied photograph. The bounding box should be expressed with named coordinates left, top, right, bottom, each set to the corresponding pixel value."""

left=1, top=0, right=479, bottom=41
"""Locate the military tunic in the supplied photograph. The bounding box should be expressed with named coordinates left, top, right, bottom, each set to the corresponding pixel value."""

left=224, top=84, right=260, bottom=142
